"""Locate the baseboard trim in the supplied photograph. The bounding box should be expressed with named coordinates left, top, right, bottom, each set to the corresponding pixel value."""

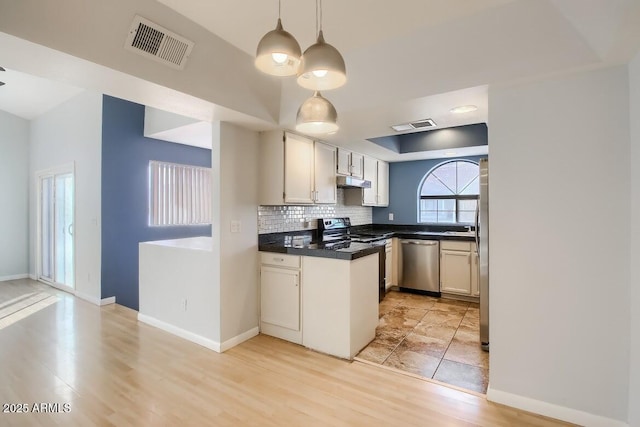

left=487, top=387, right=628, bottom=427
left=137, top=313, right=221, bottom=352
left=100, top=296, right=116, bottom=306
left=0, top=274, right=29, bottom=282
left=74, top=291, right=103, bottom=306
left=220, top=327, right=259, bottom=352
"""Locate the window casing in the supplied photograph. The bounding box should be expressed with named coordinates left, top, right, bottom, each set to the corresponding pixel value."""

left=149, top=160, right=212, bottom=226
left=418, top=160, right=479, bottom=224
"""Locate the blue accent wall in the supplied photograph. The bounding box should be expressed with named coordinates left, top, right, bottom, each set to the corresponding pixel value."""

left=372, top=155, right=485, bottom=225
left=101, top=95, right=211, bottom=310
left=369, top=123, right=487, bottom=154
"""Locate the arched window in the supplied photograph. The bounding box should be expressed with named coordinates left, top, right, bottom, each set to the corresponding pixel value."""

left=418, top=160, right=479, bottom=224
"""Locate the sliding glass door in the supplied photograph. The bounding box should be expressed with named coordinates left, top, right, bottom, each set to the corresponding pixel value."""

left=38, top=167, right=74, bottom=289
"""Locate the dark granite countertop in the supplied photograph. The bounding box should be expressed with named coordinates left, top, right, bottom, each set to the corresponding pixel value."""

left=258, top=225, right=476, bottom=260
left=258, top=240, right=384, bottom=260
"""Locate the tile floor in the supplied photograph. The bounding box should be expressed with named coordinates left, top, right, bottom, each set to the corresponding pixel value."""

left=355, top=290, right=489, bottom=394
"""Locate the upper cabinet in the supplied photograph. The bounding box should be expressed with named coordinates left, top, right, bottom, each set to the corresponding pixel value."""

left=362, top=156, right=378, bottom=205
left=284, top=133, right=315, bottom=204
left=260, top=131, right=336, bottom=205
left=337, top=148, right=364, bottom=179
left=313, top=141, right=338, bottom=204
left=347, top=155, right=389, bottom=207
left=377, top=160, right=389, bottom=206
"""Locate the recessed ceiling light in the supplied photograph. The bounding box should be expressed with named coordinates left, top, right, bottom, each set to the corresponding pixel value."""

left=450, top=105, right=478, bottom=114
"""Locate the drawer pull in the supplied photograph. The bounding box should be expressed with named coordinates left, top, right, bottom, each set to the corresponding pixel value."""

left=273, top=257, right=284, bottom=262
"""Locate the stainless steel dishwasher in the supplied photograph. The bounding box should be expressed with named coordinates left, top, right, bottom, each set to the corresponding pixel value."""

left=400, top=240, right=440, bottom=296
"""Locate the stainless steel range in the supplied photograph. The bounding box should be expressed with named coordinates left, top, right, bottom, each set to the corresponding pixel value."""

left=317, top=218, right=387, bottom=301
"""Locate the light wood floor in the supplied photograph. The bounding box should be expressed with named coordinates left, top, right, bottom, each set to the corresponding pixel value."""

left=0, top=281, right=572, bottom=426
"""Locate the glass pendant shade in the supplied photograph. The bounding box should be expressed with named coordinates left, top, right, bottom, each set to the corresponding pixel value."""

left=255, top=18, right=302, bottom=76
left=296, top=91, right=338, bottom=134
left=297, top=31, right=346, bottom=91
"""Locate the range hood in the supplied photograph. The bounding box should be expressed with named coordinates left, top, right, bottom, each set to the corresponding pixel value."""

left=336, top=175, right=371, bottom=188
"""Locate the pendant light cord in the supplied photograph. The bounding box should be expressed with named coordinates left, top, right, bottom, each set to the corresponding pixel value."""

left=315, top=0, right=324, bottom=37
left=278, top=0, right=281, bottom=19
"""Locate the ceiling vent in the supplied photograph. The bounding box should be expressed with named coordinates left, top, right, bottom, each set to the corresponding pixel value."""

left=390, top=118, right=437, bottom=132
left=409, top=119, right=437, bottom=129
left=125, top=15, right=194, bottom=70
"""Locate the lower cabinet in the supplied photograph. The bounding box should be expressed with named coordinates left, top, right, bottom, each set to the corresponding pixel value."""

left=259, top=253, right=302, bottom=344
left=440, top=241, right=478, bottom=297
left=259, top=251, right=379, bottom=359
left=384, top=239, right=393, bottom=290
left=302, top=254, right=378, bottom=359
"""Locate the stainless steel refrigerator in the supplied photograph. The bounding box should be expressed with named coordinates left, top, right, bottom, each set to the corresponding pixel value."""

left=476, top=158, right=489, bottom=351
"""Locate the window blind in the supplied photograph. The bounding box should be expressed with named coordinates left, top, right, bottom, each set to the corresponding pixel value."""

left=149, top=161, right=211, bottom=226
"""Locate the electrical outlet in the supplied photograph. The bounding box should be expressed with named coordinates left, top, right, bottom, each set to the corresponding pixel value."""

left=389, top=213, right=394, bottom=221
left=230, top=220, right=241, bottom=233
left=182, top=299, right=188, bottom=311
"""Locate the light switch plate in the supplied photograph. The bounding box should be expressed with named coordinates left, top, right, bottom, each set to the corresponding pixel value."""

left=388, top=213, right=394, bottom=221
left=230, top=220, right=241, bottom=233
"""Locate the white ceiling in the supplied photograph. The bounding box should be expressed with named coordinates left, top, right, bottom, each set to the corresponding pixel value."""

left=0, top=67, right=83, bottom=120
left=2, top=0, right=640, bottom=161
left=153, top=0, right=640, bottom=160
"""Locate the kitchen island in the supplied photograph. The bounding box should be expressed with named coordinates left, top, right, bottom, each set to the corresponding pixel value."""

left=259, top=238, right=381, bottom=360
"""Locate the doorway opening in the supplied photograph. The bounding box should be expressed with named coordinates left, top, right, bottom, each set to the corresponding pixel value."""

left=37, top=164, right=75, bottom=291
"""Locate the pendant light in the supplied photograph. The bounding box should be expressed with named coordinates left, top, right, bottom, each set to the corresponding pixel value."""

left=296, top=91, right=338, bottom=134
left=297, top=0, right=346, bottom=91
left=255, top=0, right=302, bottom=77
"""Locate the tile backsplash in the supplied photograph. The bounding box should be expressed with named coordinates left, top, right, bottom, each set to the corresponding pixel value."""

left=258, top=189, right=372, bottom=234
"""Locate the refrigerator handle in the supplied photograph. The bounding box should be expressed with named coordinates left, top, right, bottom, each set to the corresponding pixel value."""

left=475, top=203, right=480, bottom=250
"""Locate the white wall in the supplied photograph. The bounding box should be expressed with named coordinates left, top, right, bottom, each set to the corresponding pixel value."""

left=0, top=0, right=280, bottom=126
left=218, top=122, right=260, bottom=346
left=29, top=91, right=102, bottom=302
left=139, top=238, right=218, bottom=348
left=0, top=110, right=29, bottom=280
left=488, top=66, right=630, bottom=425
left=628, top=51, right=640, bottom=427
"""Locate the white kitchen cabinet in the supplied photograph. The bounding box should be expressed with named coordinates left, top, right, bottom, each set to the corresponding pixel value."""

left=362, top=156, right=378, bottom=205
left=471, top=250, right=480, bottom=297
left=377, top=160, right=389, bottom=206
left=440, top=241, right=478, bottom=297
left=337, top=148, right=364, bottom=179
left=259, top=253, right=302, bottom=344
left=302, top=253, right=379, bottom=359
left=385, top=239, right=393, bottom=290
left=350, top=152, right=364, bottom=179
left=259, top=131, right=336, bottom=205
left=259, top=250, right=379, bottom=359
left=345, top=156, right=389, bottom=207
left=314, top=141, right=337, bottom=204
left=391, top=237, right=400, bottom=287
left=284, top=133, right=315, bottom=204
left=440, top=250, right=472, bottom=295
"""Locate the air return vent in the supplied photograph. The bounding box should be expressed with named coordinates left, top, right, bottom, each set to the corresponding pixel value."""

left=125, top=15, right=194, bottom=70
left=390, top=118, right=437, bottom=132
left=409, top=119, right=437, bottom=129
